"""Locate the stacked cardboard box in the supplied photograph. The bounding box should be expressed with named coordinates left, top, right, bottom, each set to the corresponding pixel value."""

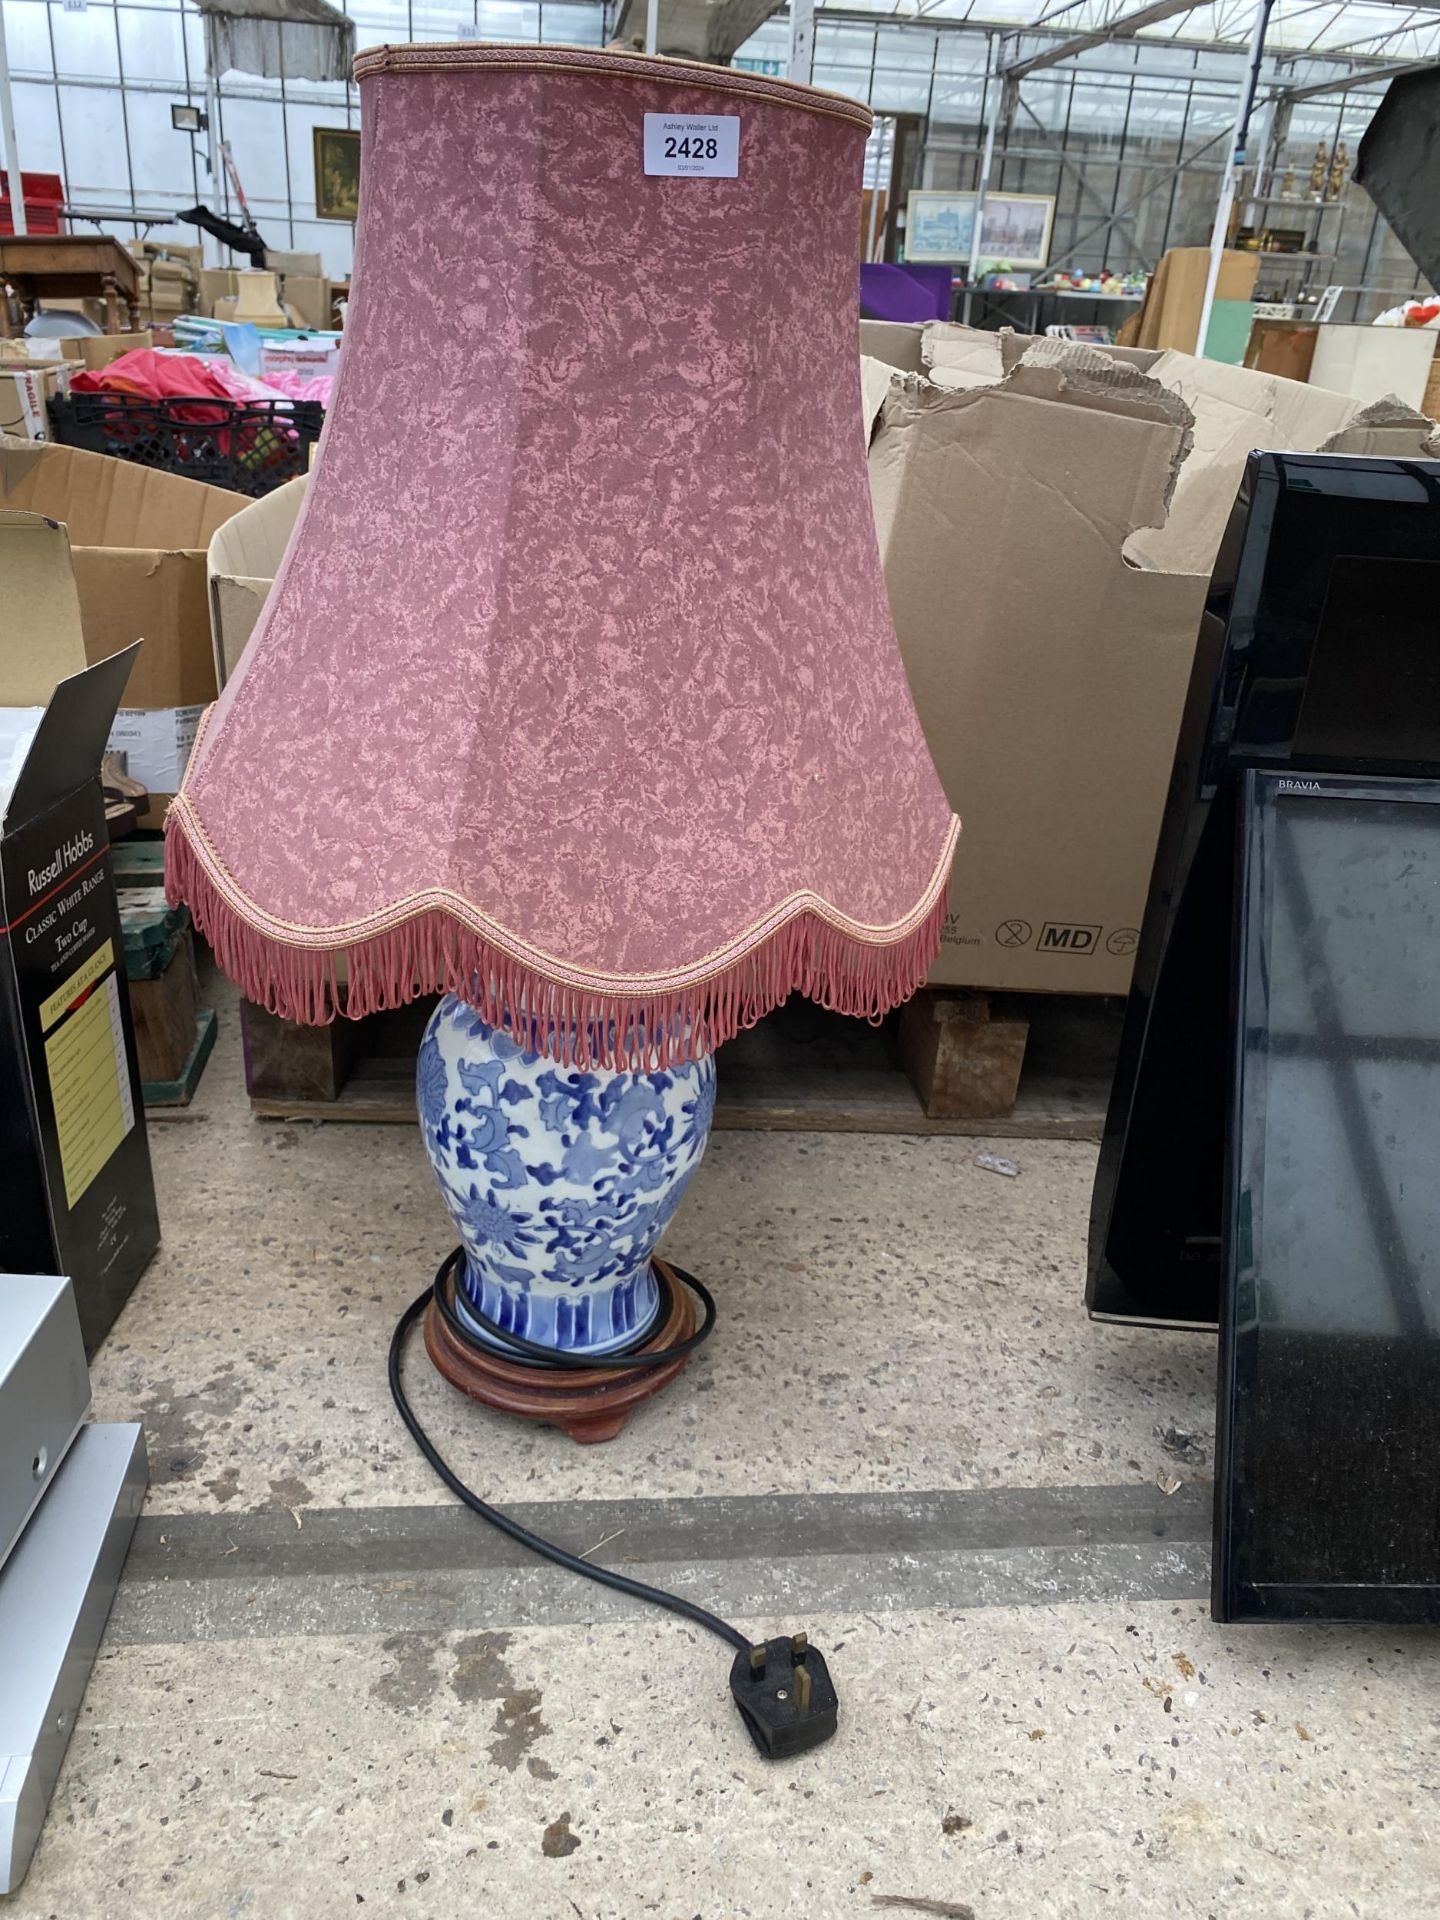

left=198, top=259, right=332, bottom=331
left=263, top=251, right=332, bottom=332
left=128, top=241, right=201, bottom=327
left=863, top=321, right=1440, bottom=995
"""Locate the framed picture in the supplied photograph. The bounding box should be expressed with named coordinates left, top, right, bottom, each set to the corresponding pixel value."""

left=904, top=191, right=977, bottom=264
left=905, top=189, right=1056, bottom=270
left=313, top=127, right=361, bottom=223
left=977, top=192, right=1055, bottom=270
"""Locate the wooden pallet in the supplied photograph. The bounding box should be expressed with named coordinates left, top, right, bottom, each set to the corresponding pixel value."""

left=241, top=992, right=1118, bottom=1141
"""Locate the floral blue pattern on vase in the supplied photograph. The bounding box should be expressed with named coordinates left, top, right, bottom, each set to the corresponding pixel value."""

left=418, top=994, right=717, bottom=1357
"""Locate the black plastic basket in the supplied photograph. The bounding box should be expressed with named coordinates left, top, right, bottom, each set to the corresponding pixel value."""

left=47, top=393, right=324, bottom=496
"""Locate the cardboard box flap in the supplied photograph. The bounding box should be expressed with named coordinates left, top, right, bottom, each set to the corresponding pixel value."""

left=1124, top=355, right=1361, bottom=574
left=920, top=322, right=1008, bottom=390
left=1007, top=337, right=1195, bottom=443
left=0, top=510, right=86, bottom=704
left=0, top=437, right=245, bottom=552
left=1321, top=395, right=1440, bottom=458
left=3, top=645, right=139, bottom=830
left=207, top=473, right=306, bottom=584
left=860, top=355, right=896, bottom=439
left=858, top=319, right=927, bottom=375
left=206, top=474, right=307, bottom=685
left=873, top=358, right=1191, bottom=561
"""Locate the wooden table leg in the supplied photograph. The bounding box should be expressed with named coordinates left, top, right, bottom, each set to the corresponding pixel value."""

left=103, top=274, right=121, bottom=334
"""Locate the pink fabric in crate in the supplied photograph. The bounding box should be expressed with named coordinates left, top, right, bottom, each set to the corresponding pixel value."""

left=166, top=45, right=960, bottom=1067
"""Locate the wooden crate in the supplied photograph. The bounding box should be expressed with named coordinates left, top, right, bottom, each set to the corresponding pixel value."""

left=112, top=838, right=217, bottom=1106
left=127, top=926, right=199, bottom=1083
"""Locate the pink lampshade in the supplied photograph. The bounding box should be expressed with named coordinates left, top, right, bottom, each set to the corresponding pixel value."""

left=165, top=45, right=959, bottom=1067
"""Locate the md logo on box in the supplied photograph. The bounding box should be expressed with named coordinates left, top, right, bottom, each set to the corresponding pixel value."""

left=1037, top=921, right=1102, bottom=956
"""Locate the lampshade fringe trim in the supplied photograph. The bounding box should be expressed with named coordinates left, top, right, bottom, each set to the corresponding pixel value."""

left=166, top=822, right=949, bottom=1070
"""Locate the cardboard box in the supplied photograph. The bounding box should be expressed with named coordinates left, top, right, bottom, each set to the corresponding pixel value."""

left=3, top=332, right=151, bottom=374
left=262, top=250, right=323, bottom=278
left=198, top=267, right=239, bottom=317
left=107, top=705, right=204, bottom=792
left=207, top=473, right=307, bottom=685
left=128, top=242, right=199, bottom=325
left=0, top=438, right=247, bottom=819
left=1131, top=247, right=1259, bottom=353
left=132, top=240, right=202, bottom=275
left=0, top=364, right=69, bottom=440
left=66, top=331, right=153, bottom=374
left=1125, top=350, right=1433, bottom=575
left=277, top=275, right=332, bottom=333
left=260, top=337, right=341, bottom=379
left=869, top=340, right=1199, bottom=994
left=0, top=513, right=159, bottom=1351
left=865, top=327, right=1439, bottom=994
left=858, top=319, right=928, bottom=375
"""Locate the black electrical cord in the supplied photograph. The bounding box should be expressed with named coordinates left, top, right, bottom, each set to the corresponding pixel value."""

left=387, top=1251, right=750, bottom=1655
left=430, top=1244, right=717, bottom=1371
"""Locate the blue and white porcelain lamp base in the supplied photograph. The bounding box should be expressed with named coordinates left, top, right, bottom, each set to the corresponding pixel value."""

left=416, top=994, right=716, bottom=1440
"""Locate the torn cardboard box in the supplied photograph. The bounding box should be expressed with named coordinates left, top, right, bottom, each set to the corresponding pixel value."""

left=0, top=438, right=247, bottom=822
left=207, top=473, right=307, bottom=686
left=1122, top=351, right=1434, bottom=575
left=865, top=326, right=1439, bottom=994
left=869, top=341, right=1198, bottom=995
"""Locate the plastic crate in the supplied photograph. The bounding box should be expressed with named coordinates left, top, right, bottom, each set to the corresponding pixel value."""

left=0, top=172, right=65, bottom=236
left=46, top=392, right=323, bottom=497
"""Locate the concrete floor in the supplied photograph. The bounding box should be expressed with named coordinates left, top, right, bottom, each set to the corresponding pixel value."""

left=13, top=980, right=1440, bottom=1918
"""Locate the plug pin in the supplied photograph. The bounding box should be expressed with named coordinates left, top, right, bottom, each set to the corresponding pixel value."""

left=794, top=1659, right=812, bottom=1714
left=749, top=1643, right=767, bottom=1676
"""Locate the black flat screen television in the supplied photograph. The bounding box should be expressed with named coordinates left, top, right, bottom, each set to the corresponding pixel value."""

left=1214, top=769, right=1440, bottom=1623
left=1087, top=450, right=1440, bottom=1328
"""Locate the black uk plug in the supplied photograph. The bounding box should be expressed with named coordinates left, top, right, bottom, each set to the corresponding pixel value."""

left=728, top=1632, right=839, bottom=1758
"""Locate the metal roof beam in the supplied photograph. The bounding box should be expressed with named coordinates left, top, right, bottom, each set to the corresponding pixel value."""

left=1002, top=0, right=1210, bottom=79
left=1270, top=53, right=1439, bottom=97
